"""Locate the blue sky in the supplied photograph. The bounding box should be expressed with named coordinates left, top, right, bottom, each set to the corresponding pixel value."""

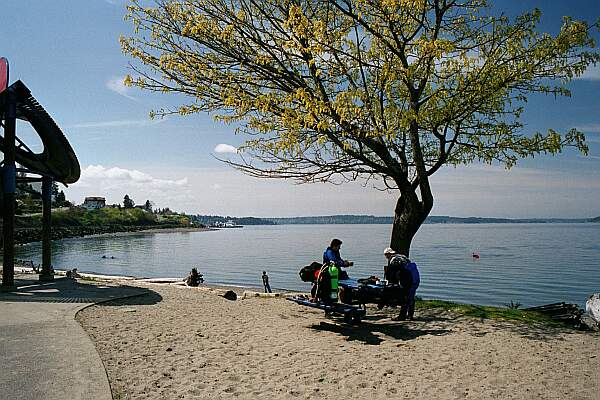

left=1, top=0, right=599, bottom=218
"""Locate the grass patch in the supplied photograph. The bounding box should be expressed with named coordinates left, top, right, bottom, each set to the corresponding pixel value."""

left=416, top=299, right=561, bottom=325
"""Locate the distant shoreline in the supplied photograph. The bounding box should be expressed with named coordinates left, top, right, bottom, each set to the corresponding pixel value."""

left=194, top=214, right=599, bottom=226
left=81, top=226, right=215, bottom=239
left=15, top=225, right=215, bottom=245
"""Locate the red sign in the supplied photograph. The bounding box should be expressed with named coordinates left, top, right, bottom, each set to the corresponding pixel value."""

left=0, top=57, right=8, bottom=92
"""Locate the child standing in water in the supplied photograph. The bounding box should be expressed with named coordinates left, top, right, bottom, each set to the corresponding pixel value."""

left=262, top=271, right=272, bottom=293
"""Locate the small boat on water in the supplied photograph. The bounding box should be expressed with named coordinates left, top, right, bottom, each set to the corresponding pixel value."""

left=212, top=220, right=243, bottom=228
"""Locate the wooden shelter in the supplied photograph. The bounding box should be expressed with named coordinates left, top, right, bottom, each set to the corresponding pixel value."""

left=0, top=57, right=80, bottom=289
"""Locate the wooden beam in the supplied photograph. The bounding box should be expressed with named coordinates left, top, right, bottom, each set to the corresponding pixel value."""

left=39, top=177, right=53, bottom=281
left=2, top=86, right=17, bottom=290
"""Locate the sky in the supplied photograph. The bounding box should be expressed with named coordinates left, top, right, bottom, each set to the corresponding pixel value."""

left=1, top=0, right=599, bottom=218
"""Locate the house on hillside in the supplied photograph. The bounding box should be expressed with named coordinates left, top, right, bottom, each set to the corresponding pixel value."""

left=82, top=196, right=106, bottom=210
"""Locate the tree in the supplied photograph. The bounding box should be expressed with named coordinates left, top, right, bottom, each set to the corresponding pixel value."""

left=56, top=190, right=68, bottom=207
left=50, top=182, right=59, bottom=206
left=122, top=0, right=599, bottom=255
left=51, top=182, right=59, bottom=199
left=51, top=182, right=71, bottom=207
left=144, top=199, right=154, bottom=212
left=123, top=194, right=135, bottom=209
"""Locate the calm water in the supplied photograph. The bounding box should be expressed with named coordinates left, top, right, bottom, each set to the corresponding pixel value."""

left=15, top=223, right=600, bottom=307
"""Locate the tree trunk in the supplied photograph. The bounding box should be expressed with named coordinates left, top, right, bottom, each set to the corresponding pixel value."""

left=389, top=191, right=431, bottom=257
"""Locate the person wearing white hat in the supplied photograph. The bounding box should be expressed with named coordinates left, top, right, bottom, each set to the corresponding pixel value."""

left=383, top=247, right=420, bottom=321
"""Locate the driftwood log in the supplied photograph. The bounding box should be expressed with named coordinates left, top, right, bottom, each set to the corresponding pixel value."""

left=525, top=302, right=587, bottom=328
left=184, top=268, right=204, bottom=287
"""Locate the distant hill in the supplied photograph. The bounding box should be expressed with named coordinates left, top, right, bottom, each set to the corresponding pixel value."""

left=192, top=214, right=594, bottom=225
left=268, top=215, right=392, bottom=225
left=267, top=215, right=591, bottom=225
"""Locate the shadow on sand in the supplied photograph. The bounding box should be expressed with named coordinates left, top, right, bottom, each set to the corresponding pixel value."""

left=91, top=290, right=164, bottom=307
left=411, top=307, right=577, bottom=341
left=307, top=305, right=576, bottom=344
left=309, top=320, right=451, bottom=345
left=0, top=276, right=162, bottom=306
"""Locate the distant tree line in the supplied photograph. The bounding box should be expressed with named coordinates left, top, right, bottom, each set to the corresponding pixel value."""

left=192, top=215, right=275, bottom=226
left=193, top=214, right=596, bottom=225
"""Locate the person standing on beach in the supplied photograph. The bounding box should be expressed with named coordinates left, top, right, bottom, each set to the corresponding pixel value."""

left=323, top=238, right=353, bottom=279
left=262, top=271, right=272, bottom=293
left=384, top=248, right=420, bottom=320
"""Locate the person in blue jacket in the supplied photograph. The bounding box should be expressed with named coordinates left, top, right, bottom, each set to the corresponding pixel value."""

left=384, top=247, right=420, bottom=320
left=323, top=239, right=353, bottom=278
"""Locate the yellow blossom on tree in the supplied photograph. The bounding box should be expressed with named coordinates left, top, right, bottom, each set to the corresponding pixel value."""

left=122, top=0, right=599, bottom=254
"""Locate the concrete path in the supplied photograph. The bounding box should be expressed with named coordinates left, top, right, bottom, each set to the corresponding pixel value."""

left=0, top=276, right=150, bottom=400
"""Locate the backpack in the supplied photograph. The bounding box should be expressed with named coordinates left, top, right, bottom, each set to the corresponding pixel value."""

left=315, top=264, right=332, bottom=302
left=299, top=261, right=322, bottom=282
left=386, top=255, right=410, bottom=285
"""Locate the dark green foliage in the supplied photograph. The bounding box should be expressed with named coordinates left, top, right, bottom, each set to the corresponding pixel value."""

left=49, top=183, right=71, bottom=207
left=123, top=194, right=135, bottom=209
left=54, top=190, right=67, bottom=207
left=157, top=213, right=191, bottom=226
left=51, top=182, right=60, bottom=198
left=15, top=180, right=41, bottom=214
left=50, top=207, right=157, bottom=227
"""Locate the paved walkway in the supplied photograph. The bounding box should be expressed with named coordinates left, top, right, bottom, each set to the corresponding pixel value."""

left=0, top=276, right=150, bottom=400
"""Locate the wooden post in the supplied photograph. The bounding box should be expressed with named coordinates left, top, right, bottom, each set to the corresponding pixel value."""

left=39, top=177, right=53, bottom=281
left=1, top=86, right=17, bottom=290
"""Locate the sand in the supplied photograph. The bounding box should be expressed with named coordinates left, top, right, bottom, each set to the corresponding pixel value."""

left=77, top=284, right=600, bottom=400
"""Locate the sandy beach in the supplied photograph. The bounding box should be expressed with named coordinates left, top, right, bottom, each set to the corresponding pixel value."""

left=75, top=283, right=600, bottom=400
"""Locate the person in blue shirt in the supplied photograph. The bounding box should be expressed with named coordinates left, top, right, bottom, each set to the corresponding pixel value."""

left=384, top=247, right=420, bottom=320
left=323, top=239, right=353, bottom=279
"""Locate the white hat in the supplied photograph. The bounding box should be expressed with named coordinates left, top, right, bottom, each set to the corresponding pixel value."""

left=383, top=247, right=396, bottom=255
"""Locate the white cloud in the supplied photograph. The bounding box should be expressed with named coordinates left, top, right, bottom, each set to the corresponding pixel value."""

left=80, top=165, right=188, bottom=187
left=106, top=76, right=137, bottom=100
left=576, top=64, right=600, bottom=81
left=214, top=143, right=238, bottom=153
left=66, top=165, right=190, bottom=208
